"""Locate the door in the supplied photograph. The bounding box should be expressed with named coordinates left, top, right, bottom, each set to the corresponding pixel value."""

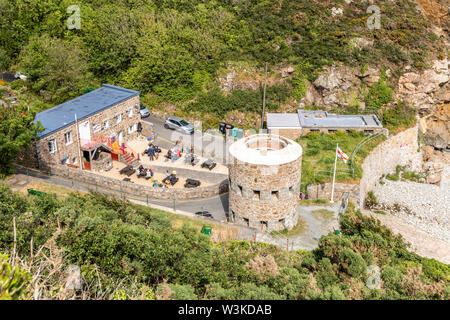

left=118, top=130, right=124, bottom=144
left=79, top=121, right=91, bottom=141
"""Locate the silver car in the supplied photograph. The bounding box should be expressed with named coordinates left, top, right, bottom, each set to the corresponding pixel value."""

left=164, top=116, right=194, bottom=134
left=139, top=104, right=150, bottom=118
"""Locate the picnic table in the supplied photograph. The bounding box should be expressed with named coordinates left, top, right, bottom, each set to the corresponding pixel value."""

left=201, top=159, right=216, bottom=171
left=119, top=165, right=134, bottom=176
left=184, top=178, right=201, bottom=188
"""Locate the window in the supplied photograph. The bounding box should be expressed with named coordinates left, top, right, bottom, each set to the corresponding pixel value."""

left=115, top=114, right=122, bottom=124
left=72, top=157, right=77, bottom=164
left=271, top=190, right=279, bottom=200
left=128, top=109, right=134, bottom=118
left=64, top=131, right=73, bottom=145
left=103, top=120, right=110, bottom=129
left=253, top=190, right=261, bottom=200
left=128, top=124, right=136, bottom=134
left=48, top=139, right=57, bottom=154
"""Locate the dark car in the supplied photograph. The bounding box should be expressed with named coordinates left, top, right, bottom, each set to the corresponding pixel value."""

left=194, top=211, right=213, bottom=218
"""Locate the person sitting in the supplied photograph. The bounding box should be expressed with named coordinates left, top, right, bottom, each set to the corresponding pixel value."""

left=146, top=168, right=153, bottom=180
left=164, top=150, right=172, bottom=161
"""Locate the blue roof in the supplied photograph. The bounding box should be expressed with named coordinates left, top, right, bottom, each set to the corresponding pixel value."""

left=34, top=84, right=139, bottom=138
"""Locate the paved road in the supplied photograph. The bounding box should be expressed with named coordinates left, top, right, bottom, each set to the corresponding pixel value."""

left=141, top=115, right=231, bottom=163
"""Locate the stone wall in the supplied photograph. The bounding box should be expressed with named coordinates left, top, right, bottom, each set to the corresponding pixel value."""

left=35, top=95, right=140, bottom=170
left=307, top=182, right=360, bottom=203
left=269, top=128, right=303, bottom=141
left=30, top=164, right=228, bottom=200
left=359, top=125, right=422, bottom=209
left=90, top=151, right=113, bottom=172
left=229, top=155, right=302, bottom=231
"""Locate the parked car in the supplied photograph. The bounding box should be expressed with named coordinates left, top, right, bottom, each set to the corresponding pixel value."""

left=164, top=116, right=194, bottom=134
left=139, top=104, right=150, bottom=118
left=194, top=211, right=213, bottom=218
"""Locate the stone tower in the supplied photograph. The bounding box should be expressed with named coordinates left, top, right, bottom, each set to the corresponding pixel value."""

left=228, top=134, right=302, bottom=231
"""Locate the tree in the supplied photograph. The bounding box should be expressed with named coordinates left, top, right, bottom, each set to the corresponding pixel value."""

left=18, top=35, right=93, bottom=103
left=0, top=104, right=42, bottom=176
left=0, top=254, right=30, bottom=299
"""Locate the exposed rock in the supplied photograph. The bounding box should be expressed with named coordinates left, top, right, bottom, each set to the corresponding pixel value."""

left=331, top=7, right=343, bottom=17
left=281, top=66, right=294, bottom=78
left=419, top=103, right=450, bottom=149
left=396, top=59, right=449, bottom=115
left=427, top=173, right=441, bottom=184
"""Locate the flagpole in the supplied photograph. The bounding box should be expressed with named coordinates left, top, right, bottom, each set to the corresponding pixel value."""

left=330, top=143, right=338, bottom=203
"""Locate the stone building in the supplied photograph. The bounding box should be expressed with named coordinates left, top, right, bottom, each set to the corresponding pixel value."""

left=32, top=84, right=141, bottom=170
left=267, top=109, right=384, bottom=140
left=228, top=134, right=303, bottom=232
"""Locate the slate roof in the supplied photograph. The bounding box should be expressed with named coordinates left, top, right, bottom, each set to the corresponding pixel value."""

left=34, top=84, right=139, bottom=138
left=267, top=109, right=382, bottom=129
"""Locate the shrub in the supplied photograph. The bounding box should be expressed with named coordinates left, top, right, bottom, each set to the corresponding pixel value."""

left=0, top=254, right=30, bottom=299
left=364, top=191, right=378, bottom=209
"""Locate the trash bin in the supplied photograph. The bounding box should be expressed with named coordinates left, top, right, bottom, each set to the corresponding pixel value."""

left=231, top=127, right=238, bottom=138
left=219, top=122, right=227, bottom=134
left=225, top=124, right=234, bottom=136
left=235, top=128, right=244, bottom=139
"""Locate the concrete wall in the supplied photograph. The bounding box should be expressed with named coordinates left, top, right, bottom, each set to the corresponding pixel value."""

left=359, top=125, right=421, bottom=209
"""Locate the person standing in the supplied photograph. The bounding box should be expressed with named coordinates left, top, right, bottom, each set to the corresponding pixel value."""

left=149, top=146, right=155, bottom=161
left=137, top=122, right=142, bottom=137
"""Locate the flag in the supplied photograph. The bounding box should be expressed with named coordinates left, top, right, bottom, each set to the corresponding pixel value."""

left=337, top=146, right=349, bottom=163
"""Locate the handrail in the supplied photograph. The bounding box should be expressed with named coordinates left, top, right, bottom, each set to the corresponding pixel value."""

left=350, top=132, right=383, bottom=175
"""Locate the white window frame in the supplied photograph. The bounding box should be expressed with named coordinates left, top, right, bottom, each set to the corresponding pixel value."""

left=128, top=123, right=136, bottom=134
left=48, top=139, right=57, bottom=154
left=103, top=119, right=110, bottom=129
left=64, top=131, right=73, bottom=145
left=128, top=108, right=134, bottom=118
left=115, top=114, right=122, bottom=124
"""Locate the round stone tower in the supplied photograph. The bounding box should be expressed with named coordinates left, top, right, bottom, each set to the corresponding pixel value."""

left=228, top=134, right=302, bottom=231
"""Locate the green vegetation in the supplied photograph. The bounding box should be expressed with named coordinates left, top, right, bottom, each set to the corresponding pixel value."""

left=364, top=191, right=378, bottom=209
left=270, top=216, right=308, bottom=238
left=298, top=130, right=386, bottom=192
left=381, top=100, right=417, bottom=133
left=312, top=209, right=335, bottom=220
left=0, top=254, right=30, bottom=299
left=300, top=199, right=330, bottom=206
left=0, top=185, right=448, bottom=300
left=0, top=104, right=43, bottom=177
left=0, top=0, right=441, bottom=122
left=384, top=165, right=426, bottom=183
left=364, top=71, right=393, bottom=110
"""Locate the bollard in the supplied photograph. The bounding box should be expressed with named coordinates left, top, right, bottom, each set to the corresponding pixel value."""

left=146, top=194, right=149, bottom=205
